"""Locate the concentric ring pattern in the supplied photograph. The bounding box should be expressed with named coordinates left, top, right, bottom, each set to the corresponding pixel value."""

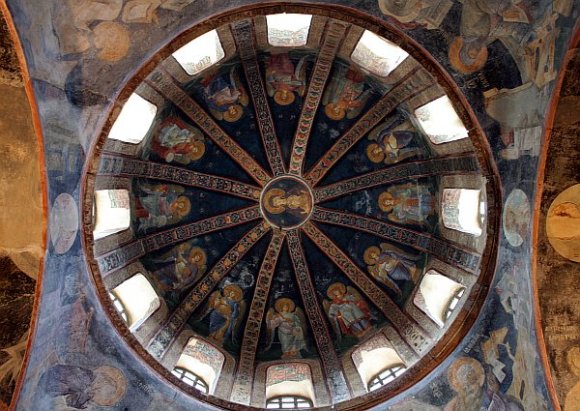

left=83, top=7, right=499, bottom=410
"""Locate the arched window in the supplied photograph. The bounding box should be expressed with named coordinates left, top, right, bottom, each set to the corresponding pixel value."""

left=110, top=273, right=160, bottom=330
left=266, top=364, right=316, bottom=408
left=351, top=334, right=407, bottom=392
left=108, top=93, right=157, bottom=144
left=173, top=337, right=225, bottom=395
left=266, top=13, right=312, bottom=47
left=351, top=30, right=409, bottom=78
left=171, top=367, right=209, bottom=394
left=93, top=189, right=131, bottom=239
left=414, top=96, right=468, bottom=144
left=368, top=365, right=406, bottom=392
left=414, top=270, right=465, bottom=327
left=266, top=396, right=313, bottom=409
left=442, top=188, right=484, bottom=236
left=172, top=30, right=225, bottom=76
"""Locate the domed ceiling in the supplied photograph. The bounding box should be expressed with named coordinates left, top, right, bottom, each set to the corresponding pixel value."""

left=83, top=7, right=499, bottom=410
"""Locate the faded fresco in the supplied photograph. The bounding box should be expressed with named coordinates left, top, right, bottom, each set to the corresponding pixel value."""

left=0, top=0, right=577, bottom=410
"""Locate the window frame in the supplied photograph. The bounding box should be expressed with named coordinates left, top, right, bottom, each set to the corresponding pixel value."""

left=266, top=395, right=313, bottom=409
left=367, top=364, right=406, bottom=392
left=172, top=366, right=209, bottom=394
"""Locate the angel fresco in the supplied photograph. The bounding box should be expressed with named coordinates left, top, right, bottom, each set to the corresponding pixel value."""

left=265, top=53, right=307, bottom=106
left=201, top=284, right=246, bottom=346
left=378, top=183, right=435, bottom=226
left=134, top=183, right=191, bottom=232
left=323, top=283, right=373, bottom=341
left=150, top=118, right=205, bottom=165
left=364, top=243, right=421, bottom=295
left=367, top=124, right=425, bottom=165
left=265, top=298, right=308, bottom=359
left=151, top=243, right=207, bottom=292
left=322, top=66, right=371, bottom=121
left=202, top=67, right=249, bottom=122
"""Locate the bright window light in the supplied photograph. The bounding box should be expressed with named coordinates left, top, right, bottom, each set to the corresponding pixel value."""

left=351, top=30, right=409, bottom=77
left=174, top=338, right=225, bottom=394
left=442, top=189, right=483, bottom=236
left=172, top=30, right=225, bottom=76
left=414, top=96, right=468, bottom=144
left=108, top=93, right=157, bottom=144
left=111, top=273, right=160, bottom=330
left=93, top=189, right=131, bottom=240
left=267, top=14, right=312, bottom=47
left=415, top=270, right=464, bottom=328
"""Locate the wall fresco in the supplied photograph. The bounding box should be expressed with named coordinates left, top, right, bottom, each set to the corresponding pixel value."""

left=1, top=0, right=577, bottom=410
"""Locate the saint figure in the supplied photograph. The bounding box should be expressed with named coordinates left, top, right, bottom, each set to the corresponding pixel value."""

left=378, top=183, right=434, bottom=226
left=323, top=283, right=373, bottom=340
left=201, top=284, right=246, bottom=345
left=265, top=298, right=308, bottom=359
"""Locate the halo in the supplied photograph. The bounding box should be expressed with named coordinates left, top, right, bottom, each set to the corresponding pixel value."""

left=367, top=143, right=386, bottom=163
left=275, top=298, right=295, bottom=313
left=364, top=246, right=381, bottom=265
left=223, top=104, right=243, bottom=122
left=567, top=346, right=580, bottom=377
left=448, top=37, right=488, bottom=74
left=327, top=282, right=347, bottom=299
left=378, top=191, right=395, bottom=212
left=91, top=365, right=127, bottom=406
left=174, top=196, right=191, bottom=217
left=274, top=90, right=296, bottom=106
left=447, top=357, right=484, bottom=393
left=189, top=247, right=207, bottom=266
left=325, top=103, right=346, bottom=121
left=223, top=284, right=243, bottom=302
left=189, top=140, right=206, bottom=161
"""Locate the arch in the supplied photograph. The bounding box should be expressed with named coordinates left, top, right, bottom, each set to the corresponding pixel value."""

left=441, top=188, right=484, bottom=236
left=414, top=269, right=465, bottom=328
left=110, top=273, right=161, bottom=330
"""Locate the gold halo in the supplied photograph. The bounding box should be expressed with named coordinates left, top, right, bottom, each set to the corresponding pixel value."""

left=325, top=103, right=346, bottom=121
left=567, top=346, right=580, bottom=377
left=223, top=284, right=243, bottom=302
left=223, top=104, right=243, bottom=122
left=173, top=196, right=191, bottom=217
left=449, top=37, right=488, bottom=74
left=189, top=247, right=207, bottom=266
left=447, top=357, right=485, bottom=393
left=93, top=22, right=130, bottom=62
left=275, top=298, right=295, bottom=313
left=378, top=191, right=395, bottom=212
left=363, top=246, right=381, bottom=265
left=91, top=366, right=127, bottom=406
left=188, top=140, right=206, bottom=161
left=366, top=144, right=385, bottom=163
left=274, top=90, right=296, bottom=106
left=327, top=282, right=347, bottom=299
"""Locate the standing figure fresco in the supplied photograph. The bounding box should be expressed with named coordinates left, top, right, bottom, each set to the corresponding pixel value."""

left=265, top=53, right=307, bottom=106
left=323, top=283, right=373, bottom=340
left=134, top=183, right=191, bottom=232
left=265, top=298, right=308, bottom=359
left=202, top=67, right=249, bottom=122
left=367, top=124, right=425, bottom=165
left=41, top=364, right=126, bottom=409
left=201, top=284, right=246, bottom=346
left=150, top=243, right=207, bottom=291
left=322, top=66, right=371, bottom=121
left=378, top=183, right=435, bottom=226
left=363, top=243, right=421, bottom=295
left=149, top=118, right=205, bottom=165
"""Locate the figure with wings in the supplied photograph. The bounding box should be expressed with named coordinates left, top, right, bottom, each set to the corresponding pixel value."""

left=322, top=66, right=371, bottom=121
left=202, top=67, right=249, bottom=122
left=364, top=243, right=421, bottom=295
left=151, top=243, right=207, bottom=292
left=323, top=283, right=373, bottom=341
left=134, top=183, right=191, bottom=233
left=201, top=284, right=246, bottom=346
left=265, top=298, right=307, bottom=359
left=265, top=53, right=307, bottom=106
left=378, top=183, right=435, bottom=226
left=367, top=123, right=425, bottom=165
left=150, top=118, right=205, bottom=165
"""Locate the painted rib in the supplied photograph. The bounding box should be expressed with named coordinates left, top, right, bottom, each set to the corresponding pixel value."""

left=232, top=19, right=286, bottom=176
left=145, top=70, right=271, bottom=186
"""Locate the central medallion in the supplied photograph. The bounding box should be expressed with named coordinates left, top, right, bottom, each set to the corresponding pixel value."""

left=260, top=175, right=314, bottom=230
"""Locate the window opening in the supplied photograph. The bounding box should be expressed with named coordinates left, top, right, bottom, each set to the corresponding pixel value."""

left=368, top=365, right=406, bottom=392
left=172, top=367, right=209, bottom=394
left=445, top=288, right=465, bottom=320
left=267, top=14, right=312, bottom=47
left=93, top=189, right=131, bottom=240
left=351, top=30, right=408, bottom=77
left=266, top=396, right=313, bottom=409
left=110, top=273, right=160, bottom=330
left=415, top=270, right=465, bottom=327
left=442, top=188, right=484, bottom=236
left=108, top=93, right=157, bottom=144
left=108, top=291, right=128, bottom=323
left=414, top=96, right=468, bottom=144
left=172, top=30, right=225, bottom=76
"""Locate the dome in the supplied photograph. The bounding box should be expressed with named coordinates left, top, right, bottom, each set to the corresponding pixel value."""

left=82, top=5, right=499, bottom=410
